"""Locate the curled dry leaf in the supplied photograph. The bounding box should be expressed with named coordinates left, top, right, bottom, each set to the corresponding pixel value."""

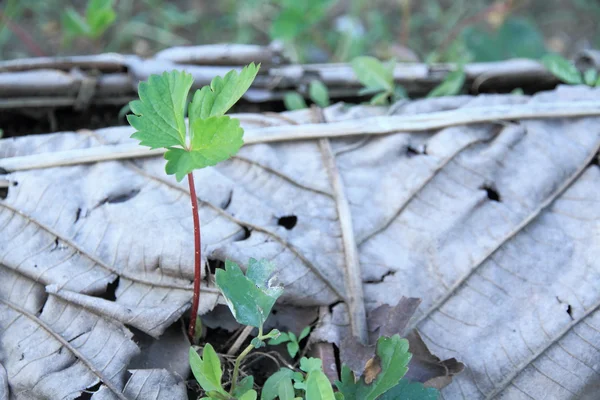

left=1, top=86, right=600, bottom=398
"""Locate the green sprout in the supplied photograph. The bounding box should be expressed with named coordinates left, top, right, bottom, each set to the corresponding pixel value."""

left=127, top=64, right=259, bottom=341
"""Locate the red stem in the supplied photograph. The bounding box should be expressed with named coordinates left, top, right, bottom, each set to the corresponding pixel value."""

left=187, top=172, right=202, bottom=341
left=0, top=11, right=46, bottom=57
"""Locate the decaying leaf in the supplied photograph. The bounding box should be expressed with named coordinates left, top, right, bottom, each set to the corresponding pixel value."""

left=1, top=85, right=600, bottom=398
left=334, top=297, right=462, bottom=387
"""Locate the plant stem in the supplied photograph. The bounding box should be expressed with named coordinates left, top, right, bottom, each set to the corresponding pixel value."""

left=230, top=343, right=254, bottom=395
left=229, top=327, right=265, bottom=395
left=187, top=172, right=202, bottom=342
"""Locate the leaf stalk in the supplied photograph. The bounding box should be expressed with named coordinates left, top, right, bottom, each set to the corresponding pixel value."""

left=187, top=172, right=202, bottom=341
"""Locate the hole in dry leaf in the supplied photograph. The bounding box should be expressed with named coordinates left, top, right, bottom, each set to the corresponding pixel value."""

left=365, top=270, right=395, bottom=284
left=105, top=188, right=141, bottom=204
left=333, top=342, right=342, bottom=376
left=328, top=300, right=343, bottom=314
left=406, top=144, right=427, bottom=157
left=75, top=382, right=102, bottom=400
left=235, top=225, right=252, bottom=241
left=51, top=238, right=60, bottom=252
left=74, top=208, right=82, bottom=223
left=0, top=186, right=8, bottom=200
left=208, top=258, right=225, bottom=275
left=98, top=277, right=119, bottom=302
left=277, top=215, right=297, bottom=230
left=481, top=185, right=501, bottom=202
left=221, top=190, right=233, bottom=210
left=566, top=305, right=574, bottom=320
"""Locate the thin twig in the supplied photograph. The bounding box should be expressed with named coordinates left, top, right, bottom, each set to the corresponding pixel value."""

left=227, top=325, right=254, bottom=356
left=316, top=107, right=368, bottom=344
left=2, top=102, right=600, bottom=172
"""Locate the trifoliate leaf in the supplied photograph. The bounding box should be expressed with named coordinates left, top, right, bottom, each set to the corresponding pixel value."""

left=335, top=335, right=411, bottom=400
left=376, top=378, right=440, bottom=400
left=189, top=63, right=259, bottom=124
left=189, top=345, right=227, bottom=395
left=128, top=70, right=193, bottom=149
left=261, top=368, right=295, bottom=400
left=542, top=54, right=583, bottom=85
left=351, top=56, right=394, bottom=93
left=215, top=259, right=283, bottom=328
left=164, top=115, right=244, bottom=181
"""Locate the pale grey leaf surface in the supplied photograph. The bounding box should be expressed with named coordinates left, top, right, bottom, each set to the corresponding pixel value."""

left=0, top=363, right=8, bottom=400
left=1, top=86, right=600, bottom=398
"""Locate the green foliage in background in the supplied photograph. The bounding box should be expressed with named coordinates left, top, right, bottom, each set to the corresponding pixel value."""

left=62, top=0, right=116, bottom=42
left=542, top=53, right=600, bottom=87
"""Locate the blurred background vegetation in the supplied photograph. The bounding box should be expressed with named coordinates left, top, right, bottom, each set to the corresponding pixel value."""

left=0, top=0, right=599, bottom=63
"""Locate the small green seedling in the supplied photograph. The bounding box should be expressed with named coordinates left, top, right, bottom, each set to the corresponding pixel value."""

left=188, top=257, right=439, bottom=399
left=62, top=0, right=116, bottom=42
left=351, top=56, right=407, bottom=105
left=191, top=258, right=282, bottom=398
left=268, top=326, right=311, bottom=358
left=427, top=66, right=466, bottom=98
left=283, top=80, right=330, bottom=111
left=542, top=53, right=600, bottom=87
left=127, top=64, right=259, bottom=341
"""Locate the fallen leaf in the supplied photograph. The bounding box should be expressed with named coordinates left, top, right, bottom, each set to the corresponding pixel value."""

left=1, top=86, right=600, bottom=398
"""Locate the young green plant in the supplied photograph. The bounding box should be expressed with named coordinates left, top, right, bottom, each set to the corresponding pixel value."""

left=351, top=56, right=407, bottom=104
left=62, top=0, right=116, bottom=43
left=127, top=63, right=260, bottom=341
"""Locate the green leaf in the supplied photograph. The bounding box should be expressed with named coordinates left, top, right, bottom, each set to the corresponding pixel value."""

left=288, top=332, right=298, bottom=343
left=261, top=368, right=295, bottom=400
left=189, top=345, right=227, bottom=395
left=299, top=357, right=323, bottom=373
left=264, top=329, right=281, bottom=340
left=392, top=85, right=408, bottom=101
left=62, top=8, right=91, bottom=37
left=239, top=390, right=258, bottom=400
left=128, top=70, right=193, bottom=149
left=369, top=92, right=390, bottom=106
left=283, top=92, right=308, bottom=110
left=351, top=56, right=394, bottom=93
left=309, top=80, right=330, bottom=107
left=299, top=326, right=311, bottom=341
left=278, top=377, right=296, bottom=400
left=233, top=376, right=255, bottom=398
left=164, top=115, right=244, bottom=181
left=335, top=335, right=411, bottom=400
left=304, top=358, right=336, bottom=400
left=86, top=0, right=115, bottom=37
left=215, top=259, right=283, bottom=328
left=511, top=87, right=525, bottom=95
left=462, top=17, right=546, bottom=62
left=287, top=341, right=300, bottom=358
left=189, top=63, right=259, bottom=123
left=542, top=54, right=583, bottom=85
left=584, top=69, right=598, bottom=86
left=376, top=378, right=440, bottom=400
left=268, top=332, right=290, bottom=345
left=251, top=337, right=266, bottom=348
left=427, top=68, right=466, bottom=98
